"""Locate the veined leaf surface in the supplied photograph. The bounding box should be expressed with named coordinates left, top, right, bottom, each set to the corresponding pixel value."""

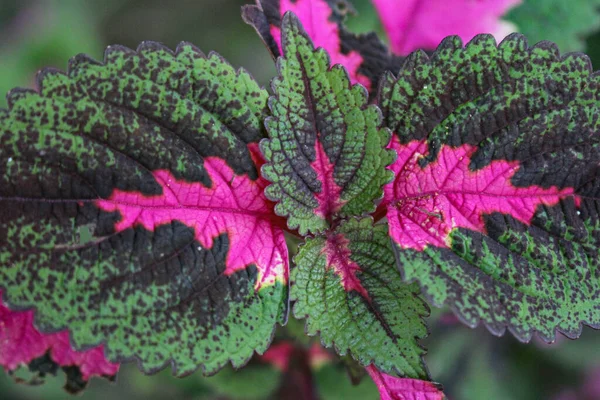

left=291, top=218, right=429, bottom=379
left=379, top=33, right=600, bottom=341
left=0, top=42, right=288, bottom=376
left=261, top=13, right=394, bottom=235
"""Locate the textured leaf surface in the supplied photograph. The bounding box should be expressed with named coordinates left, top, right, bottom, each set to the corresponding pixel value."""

left=0, top=42, right=288, bottom=376
left=372, top=0, right=520, bottom=55
left=291, top=218, right=429, bottom=379
left=379, top=34, right=600, bottom=341
left=0, top=290, right=119, bottom=386
left=366, top=365, right=445, bottom=400
left=261, top=13, right=394, bottom=235
left=507, top=0, right=600, bottom=52
left=243, top=0, right=402, bottom=91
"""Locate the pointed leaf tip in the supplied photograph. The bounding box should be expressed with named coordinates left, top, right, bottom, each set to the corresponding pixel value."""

left=261, top=15, right=394, bottom=235
left=291, top=218, right=429, bottom=379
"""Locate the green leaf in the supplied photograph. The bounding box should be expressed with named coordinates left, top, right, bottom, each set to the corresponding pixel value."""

left=0, top=42, right=288, bottom=376
left=315, top=363, right=379, bottom=400
left=203, top=364, right=282, bottom=400
left=261, top=12, right=394, bottom=235
left=291, top=218, right=429, bottom=379
left=379, top=34, right=600, bottom=341
left=507, top=0, right=600, bottom=52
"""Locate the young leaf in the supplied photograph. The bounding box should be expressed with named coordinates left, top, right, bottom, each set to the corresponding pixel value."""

left=261, top=13, right=394, bottom=235
left=291, top=218, right=429, bottom=379
left=507, top=0, right=600, bottom=52
left=372, top=0, right=520, bottom=55
left=0, top=42, right=288, bottom=376
left=379, top=34, right=600, bottom=341
left=243, top=0, right=402, bottom=91
left=366, top=365, right=445, bottom=400
left=0, top=290, right=119, bottom=392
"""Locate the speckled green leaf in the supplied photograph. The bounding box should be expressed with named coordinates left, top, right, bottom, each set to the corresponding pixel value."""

left=507, top=0, right=600, bottom=52
left=379, top=34, right=600, bottom=342
left=291, top=218, right=429, bottom=379
left=261, top=13, right=394, bottom=235
left=0, top=42, right=289, bottom=376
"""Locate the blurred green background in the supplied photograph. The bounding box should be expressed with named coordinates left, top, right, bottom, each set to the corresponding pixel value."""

left=2, top=1, right=600, bottom=399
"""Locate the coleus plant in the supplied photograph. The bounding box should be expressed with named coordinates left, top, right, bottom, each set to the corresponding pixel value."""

left=0, top=0, right=599, bottom=399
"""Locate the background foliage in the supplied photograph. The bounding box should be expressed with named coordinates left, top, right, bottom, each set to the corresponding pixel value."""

left=2, top=1, right=600, bottom=399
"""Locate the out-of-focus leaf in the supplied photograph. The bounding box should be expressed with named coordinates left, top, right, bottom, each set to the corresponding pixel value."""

left=0, top=1, right=102, bottom=108
left=203, top=364, right=282, bottom=400
left=507, top=0, right=600, bottom=52
left=315, top=363, right=379, bottom=400
left=243, top=0, right=402, bottom=92
left=366, top=365, right=445, bottom=400
left=371, top=0, right=520, bottom=55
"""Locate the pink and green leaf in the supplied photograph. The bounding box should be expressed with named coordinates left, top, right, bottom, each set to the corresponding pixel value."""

left=243, top=0, right=402, bottom=92
left=0, top=42, right=288, bottom=376
left=372, top=0, right=520, bottom=55
left=0, top=290, right=119, bottom=393
left=366, top=365, right=445, bottom=400
left=260, top=13, right=395, bottom=235
left=378, top=34, right=600, bottom=341
left=291, top=218, right=429, bottom=379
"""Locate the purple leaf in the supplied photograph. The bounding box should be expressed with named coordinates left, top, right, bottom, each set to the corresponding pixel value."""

left=366, top=365, right=445, bottom=400
left=372, top=0, right=520, bottom=55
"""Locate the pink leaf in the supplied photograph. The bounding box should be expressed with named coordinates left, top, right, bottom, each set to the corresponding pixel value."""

left=0, top=290, right=119, bottom=381
left=384, top=137, right=578, bottom=251
left=372, top=0, right=521, bottom=55
left=367, top=365, right=445, bottom=400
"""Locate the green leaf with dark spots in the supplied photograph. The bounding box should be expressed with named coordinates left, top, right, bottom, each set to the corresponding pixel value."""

left=261, top=12, right=394, bottom=235
left=379, top=33, right=600, bottom=342
left=0, top=42, right=288, bottom=376
left=291, top=218, right=429, bottom=379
